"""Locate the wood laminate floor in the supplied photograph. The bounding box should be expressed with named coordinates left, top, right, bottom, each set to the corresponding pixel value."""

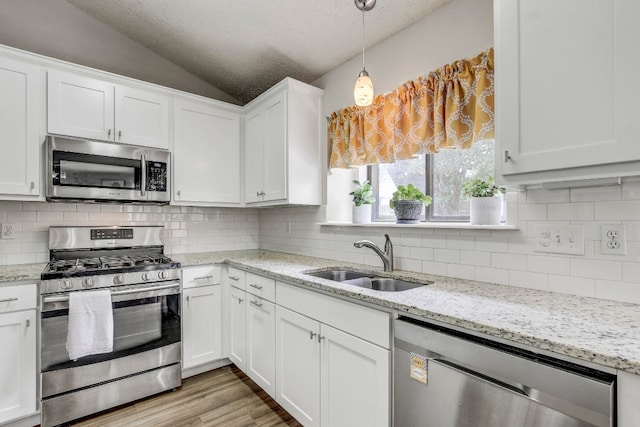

left=71, top=365, right=303, bottom=427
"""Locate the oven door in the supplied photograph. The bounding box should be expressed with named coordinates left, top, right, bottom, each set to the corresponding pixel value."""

left=40, top=281, right=180, bottom=397
left=46, top=135, right=170, bottom=203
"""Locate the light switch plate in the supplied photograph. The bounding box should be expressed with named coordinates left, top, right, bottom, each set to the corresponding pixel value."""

left=533, top=224, right=584, bottom=255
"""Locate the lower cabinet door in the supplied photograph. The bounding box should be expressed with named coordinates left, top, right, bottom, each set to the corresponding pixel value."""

left=275, top=306, right=321, bottom=427
left=182, top=285, right=222, bottom=369
left=246, top=295, right=276, bottom=397
left=0, top=310, right=36, bottom=424
left=320, top=324, right=390, bottom=427
left=228, top=286, right=247, bottom=370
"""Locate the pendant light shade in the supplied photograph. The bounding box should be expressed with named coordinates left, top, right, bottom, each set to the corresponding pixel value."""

left=354, top=69, right=374, bottom=107
left=354, top=0, right=375, bottom=107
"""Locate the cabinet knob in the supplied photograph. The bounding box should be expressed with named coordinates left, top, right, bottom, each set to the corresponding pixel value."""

left=309, top=331, right=317, bottom=340
left=187, top=295, right=190, bottom=302
left=26, top=319, right=30, bottom=328
left=504, top=150, right=512, bottom=163
left=108, top=129, right=112, bottom=137
left=317, top=335, right=325, bottom=343
left=238, top=298, right=244, bottom=304
left=118, top=130, right=122, bottom=139
left=177, top=190, right=181, bottom=197
left=256, top=191, right=265, bottom=197
left=30, top=181, right=35, bottom=190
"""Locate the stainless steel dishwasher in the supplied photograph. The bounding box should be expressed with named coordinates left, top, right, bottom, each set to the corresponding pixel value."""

left=394, top=317, right=616, bottom=427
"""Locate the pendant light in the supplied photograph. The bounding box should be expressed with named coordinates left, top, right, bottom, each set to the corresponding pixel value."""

left=354, top=0, right=375, bottom=107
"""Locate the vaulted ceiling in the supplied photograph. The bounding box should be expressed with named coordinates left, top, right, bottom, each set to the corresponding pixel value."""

left=66, top=0, right=449, bottom=103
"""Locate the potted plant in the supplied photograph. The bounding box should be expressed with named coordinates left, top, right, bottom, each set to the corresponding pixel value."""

left=462, top=177, right=505, bottom=225
left=350, top=180, right=375, bottom=224
left=389, top=184, right=432, bottom=224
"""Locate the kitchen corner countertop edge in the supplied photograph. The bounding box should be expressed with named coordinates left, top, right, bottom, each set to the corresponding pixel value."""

left=175, top=250, right=640, bottom=376
left=3, top=250, right=639, bottom=376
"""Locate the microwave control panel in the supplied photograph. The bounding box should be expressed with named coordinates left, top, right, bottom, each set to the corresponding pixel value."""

left=147, top=162, right=167, bottom=192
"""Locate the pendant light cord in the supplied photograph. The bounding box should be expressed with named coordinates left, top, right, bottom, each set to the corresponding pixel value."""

left=361, top=5, right=366, bottom=70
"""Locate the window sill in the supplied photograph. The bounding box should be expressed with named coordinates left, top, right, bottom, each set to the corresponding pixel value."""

left=318, top=221, right=518, bottom=230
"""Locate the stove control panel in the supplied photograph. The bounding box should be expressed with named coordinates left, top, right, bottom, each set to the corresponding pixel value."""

left=91, top=228, right=134, bottom=240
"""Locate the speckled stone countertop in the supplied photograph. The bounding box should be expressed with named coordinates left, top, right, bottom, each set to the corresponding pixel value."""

left=2, top=250, right=638, bottom=375
left=174, top=250, right=640, bottom=376
left=0, top=263, right=45, bottom=284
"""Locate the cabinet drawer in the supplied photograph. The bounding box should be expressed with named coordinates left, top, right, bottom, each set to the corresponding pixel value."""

left=0, top=284, right=37, bottom=313
left=226, top=266, right=246, bottom=290
left=276, top=282, right=390, bottom=349
left=182, top=265, right=221, bottom=288
left=245, top=272, right=276, bottom=302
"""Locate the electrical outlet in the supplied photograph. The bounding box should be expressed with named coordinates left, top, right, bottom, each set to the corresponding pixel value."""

left=1, top=223, right=16, bottom=239
left=534, top=224, right=584, bottom=255
left=601, top=225, right=626, bottom=255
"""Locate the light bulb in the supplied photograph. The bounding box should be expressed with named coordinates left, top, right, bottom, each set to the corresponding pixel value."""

left=354, top=69, right=374, bottom=107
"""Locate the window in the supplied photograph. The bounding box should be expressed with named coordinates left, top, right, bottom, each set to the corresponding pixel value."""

left=369, top=139, right=495, bottom=222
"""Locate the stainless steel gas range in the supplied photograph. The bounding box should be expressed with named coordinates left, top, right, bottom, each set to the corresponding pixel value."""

left=39, top=226, right=182, bottom=427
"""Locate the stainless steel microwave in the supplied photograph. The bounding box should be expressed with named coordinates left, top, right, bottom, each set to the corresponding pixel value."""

left=46, top=135, right=170, bottom=204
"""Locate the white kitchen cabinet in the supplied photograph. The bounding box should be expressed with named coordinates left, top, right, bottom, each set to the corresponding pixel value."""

left=246, top=293, right=276, bottom=397
left=0, top=284, right=37, bottom=425
left=494, top=0, right=640, bottom=187
left=48, top=69, right=169, bottom=149
left=228, top=285, right=247, bottom=371
left=243, top=77, right=324, bottom=206
left=618, top=370, right=640, bottom=427
left=182, top=266, right=223, bottom=371
left=0, top=56, right=41, bottom=199
left=276, top=282, right=390, bottom=427
left=275, top=306, right=321, bottom=427
left=173, top=98, right=241, bottom=205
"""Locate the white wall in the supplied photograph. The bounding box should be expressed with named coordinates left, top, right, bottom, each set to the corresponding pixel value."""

left=0, top=0, right=240, bottom=104
left=0, top=202, right=258, bottom=265
left=259, top=0, right=640, bottom=304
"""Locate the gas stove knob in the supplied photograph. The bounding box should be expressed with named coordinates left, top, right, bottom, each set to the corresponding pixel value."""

left=60, top=279, right=73, bottom=290
left=141, top=272, right=151, bottom=281
left=158, top=270, right=168, bottom=280
left=82, top=278, right=95, bottom=288
left=113, top=274, right=125, bottom=285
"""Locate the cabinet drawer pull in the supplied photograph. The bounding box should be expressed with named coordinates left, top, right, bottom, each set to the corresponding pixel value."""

left=194, top=275, right=214, bottom=281
left=310, top=331, right=317, bottom=340
left=249, top=284, right=263, bottom=290
left=107, top=129, right=112, bottom=137
left=186, top=296, right=190, bottom=302
left=0, top=298, right=18, bottom=303
left=26, top=319, right=30, bottom=327
left=504, top=150, right=511, bottom=163
left=250, top=300, right=263, bottom=308
left=237, top=298, right=244, bottom=304
left=228, top=276, right=240, bottom=281
left=317, top=335, right=325, bottom=343
left=118, top=130, right=122, bottom=139
left=30, top=181, right=35, bottom=190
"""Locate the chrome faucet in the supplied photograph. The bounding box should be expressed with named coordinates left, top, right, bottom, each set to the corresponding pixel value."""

left=354, top=234, right=394, bottom=272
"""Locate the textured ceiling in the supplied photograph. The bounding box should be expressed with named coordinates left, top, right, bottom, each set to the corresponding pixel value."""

left=66, top=0, right=449, bottom=104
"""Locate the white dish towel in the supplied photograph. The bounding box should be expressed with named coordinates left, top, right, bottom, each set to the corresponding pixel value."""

left=66, top=290, right=114, bottom=360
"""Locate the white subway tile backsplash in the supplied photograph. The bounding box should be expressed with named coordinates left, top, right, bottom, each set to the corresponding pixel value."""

left=526, top=188, right=570, bottom=204
left=548, top=275, right=595, bottom=297
left=460, top=250, right=491, bottom=266
left=570, top=258, right=621, bottom=281
left=595, top=200, right=640, bottom=221
left=491, top=253, right=527, bottom=271
left=527, top=255, right=571, bottom=275
left=595, top=280, right=640, bottom=304
left=446, top=264, right=476, bottom=280
left=508, top=270, right=548, bottom=290
left=548, top=202, right=594, bottom=221
left=446, top=236, right=475, bottom=250
left=570, top=186, right=621, bottom=202
left=475, top=267, right=509, bottom=285
left=434, top=249, right=460, bottom=264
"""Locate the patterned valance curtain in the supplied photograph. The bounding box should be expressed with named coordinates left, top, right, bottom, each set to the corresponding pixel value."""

left=328, top=48, right=494, bottom=169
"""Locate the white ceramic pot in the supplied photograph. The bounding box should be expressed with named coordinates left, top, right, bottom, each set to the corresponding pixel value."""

left=469, top=196, right=502, bottom=225
left=352, top=204, right=372, bottom=224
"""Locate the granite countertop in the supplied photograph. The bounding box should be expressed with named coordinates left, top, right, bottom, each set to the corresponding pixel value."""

left=3, top=250, right=638, bottom=375
left=175, top=250, right=640, bottom=376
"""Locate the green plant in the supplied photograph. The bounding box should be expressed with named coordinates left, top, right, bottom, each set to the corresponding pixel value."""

left=389, top=184, right=432, bottom=209
left=461, top=177, right=506, bottom=198
left=350, top=180, right=375, bottom=206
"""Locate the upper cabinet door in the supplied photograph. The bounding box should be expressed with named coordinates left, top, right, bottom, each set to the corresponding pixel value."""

left=114, top=86, right=169, bottom=149
left=0, top=57, right=40, bottom=197
left=47, top=69, right=115, bottom=142
left=173, top=98, right=241, bottom=205
left=262, top=92, right=287, bottom=202
left=495, top=0, right=640, bottom=184
left=244, top=108, right=266, bottom=204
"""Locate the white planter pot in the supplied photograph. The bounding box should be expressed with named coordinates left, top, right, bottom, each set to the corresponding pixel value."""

left=469, top=196, right=502, bottom=225
left=352, top=204, right=372, bottom=224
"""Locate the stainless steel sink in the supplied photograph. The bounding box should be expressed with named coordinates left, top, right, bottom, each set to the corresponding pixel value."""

left=303, top=269, right=376, bottom=281
left=369, top=278, right=426, bottom=292
left=303, top=269, right=430, bottom=292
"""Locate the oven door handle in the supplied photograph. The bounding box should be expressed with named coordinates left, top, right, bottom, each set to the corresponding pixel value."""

left=42, top=282, right=180, bottom=304
left=140, top=153, right=147, bottom=197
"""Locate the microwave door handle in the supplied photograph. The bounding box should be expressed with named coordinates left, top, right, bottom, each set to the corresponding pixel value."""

left=140, top=154, right=147, bottom=197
